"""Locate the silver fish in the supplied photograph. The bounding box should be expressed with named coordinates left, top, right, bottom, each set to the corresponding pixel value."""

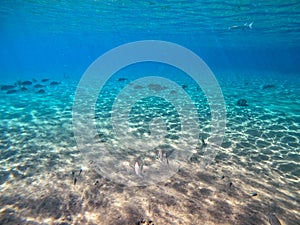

left=163, top=153, right=169, bottom=164
left=134, top=162, right=143, bottom=178
left=229, top=22, right=253, bottom=30
left=268, top=214, right=281, bottom=225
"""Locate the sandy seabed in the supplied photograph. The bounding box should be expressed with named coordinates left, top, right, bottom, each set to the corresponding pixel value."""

left=0, top=74, right=299, bottom=225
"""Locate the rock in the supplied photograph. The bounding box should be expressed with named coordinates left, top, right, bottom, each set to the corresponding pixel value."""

left=137, top=218, right=154, bottom=225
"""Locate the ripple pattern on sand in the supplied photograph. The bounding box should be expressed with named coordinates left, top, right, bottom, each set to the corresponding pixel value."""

left=0, top=75, right=299, bottom=224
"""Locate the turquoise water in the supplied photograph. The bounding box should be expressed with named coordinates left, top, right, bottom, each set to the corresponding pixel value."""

left=0, top=1, right=300, bottom=225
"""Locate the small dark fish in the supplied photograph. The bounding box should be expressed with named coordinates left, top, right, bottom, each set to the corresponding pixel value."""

left=15, top=80, right=22, bottom=86
left=72, top=169, right=82, bottom=185
left=148, top=83, right=167, bottom=91
left=229, top=182, right=233, bottom=187
left=201, top=138, right=207, bottom=147
left=251, top=192, right=257, bottom=196
left=1, top=85, right=16, bottom=90
left=37, top=89, right=45, bottom=94
left=134, top=85, right=144, bottom=90
left=118, top=77, right=127, bottom=81
left=237, top=99, right=248, bottom=106
left=6, top=90, right=18, bottom=94
left=50, top=81, right=60, bottom=85
left=20, top=87, right=28, bottom=91
left=41, top=79, right=49, bottom=82
left=21, top=81, right=32, bottom=86
left=221, top=175, right=225, bottom=179
left=34, top=84, right=44, bottom=88
left=268, top=213, right=281, bottom=225
left=262, top=84, right=275, bottom=90
left=182, top=84, right=187, bottom=89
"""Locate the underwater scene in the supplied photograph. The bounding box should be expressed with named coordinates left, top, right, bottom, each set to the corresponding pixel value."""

left=0, top=1, right=299, bottom=225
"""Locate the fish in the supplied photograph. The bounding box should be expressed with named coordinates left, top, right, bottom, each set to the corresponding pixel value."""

left=21, top=81, right=32, bottom=86
left=229, top=21, right=253, bottom=30
left=20, top=87, right=28, bottom=91
left=201, top=138, right=207, bottom=147
left=134, top=162, right=143, bottom=178
left=34, top=84, right=45, bottom=88
left=37, top=89, right=45, bottom=94
left=163, top=153, right=169, bottom=164
left=1, top=85, right=16, bottom=90
left=262, top=84, right=275, bottom=89
left=267, top=214, right=281, bottom=225
left=72, top=169, right=82, bottom=185
left=237, top=99, right=248, bottom=106
left=41, top=79, right=49, bottom=82
left=158, top=149, right=163, bottom=161
left=156, top=149, right=169, bottom=164
left=6, top=90, right=18, bottom=94
left=50, top=81, right=61, bottom=85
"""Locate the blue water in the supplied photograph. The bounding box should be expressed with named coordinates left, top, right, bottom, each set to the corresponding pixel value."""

left=0, top=1, right=299, bottom=225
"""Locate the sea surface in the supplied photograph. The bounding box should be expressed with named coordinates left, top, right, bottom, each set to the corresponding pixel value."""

left=0, top=1, right=299, bottom=225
